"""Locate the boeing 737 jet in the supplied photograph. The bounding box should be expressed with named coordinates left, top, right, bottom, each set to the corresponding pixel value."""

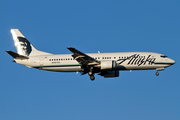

left=6, top=29, right=175, bottom=80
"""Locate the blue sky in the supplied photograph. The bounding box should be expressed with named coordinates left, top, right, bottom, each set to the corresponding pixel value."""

left=1, top=0, right=180, bottom=120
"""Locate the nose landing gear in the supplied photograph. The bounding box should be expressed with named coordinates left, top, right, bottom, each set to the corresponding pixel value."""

left=155, top=68, right=164, bottom=76
left=156, top=71, right=159, bottom=76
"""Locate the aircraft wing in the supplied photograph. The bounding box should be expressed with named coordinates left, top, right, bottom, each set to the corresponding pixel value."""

left=67, top=47, right=100, bottom=65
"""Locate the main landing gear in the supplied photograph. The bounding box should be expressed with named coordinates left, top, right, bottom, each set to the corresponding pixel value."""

left=88, top=67, right=95, bottom=81
left=90, top=75, right=95, bottom=81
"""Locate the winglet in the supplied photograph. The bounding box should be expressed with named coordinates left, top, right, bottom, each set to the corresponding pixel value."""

left=6, top=50, right=29, bottom=59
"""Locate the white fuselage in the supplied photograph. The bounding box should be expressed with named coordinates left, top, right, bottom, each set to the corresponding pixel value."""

left=15, top=52, right=175, bottom=72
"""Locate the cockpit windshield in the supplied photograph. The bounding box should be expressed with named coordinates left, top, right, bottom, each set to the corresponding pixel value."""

left=160, top=55, right=167, bottom=58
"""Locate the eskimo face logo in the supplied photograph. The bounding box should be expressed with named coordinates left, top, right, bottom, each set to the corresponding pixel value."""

left=17, top=37, right=32, bottom=56
left=117, top=54, right=156, bottom=66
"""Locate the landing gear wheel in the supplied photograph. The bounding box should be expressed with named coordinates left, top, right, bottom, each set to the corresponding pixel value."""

left=90, top=75, right=95, bottom=81
left=156, top=72, right=159, bottom=76
left=88, top=71, right=93, bottom=76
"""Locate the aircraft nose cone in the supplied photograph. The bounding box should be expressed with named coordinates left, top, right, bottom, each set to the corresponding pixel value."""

left=170, top=59, right=175, bottom=65
left=172, top=59, right=175, bottom=65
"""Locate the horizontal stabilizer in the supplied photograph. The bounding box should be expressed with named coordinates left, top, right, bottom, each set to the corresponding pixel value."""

left=6, top=50, right=29, bottom=59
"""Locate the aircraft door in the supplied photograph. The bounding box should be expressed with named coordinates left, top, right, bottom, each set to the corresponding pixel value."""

left=39, top=57, right=44, bottom=66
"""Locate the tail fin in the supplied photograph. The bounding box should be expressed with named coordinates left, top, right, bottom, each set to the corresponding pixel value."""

left=11, top=29, right=52, bottom=56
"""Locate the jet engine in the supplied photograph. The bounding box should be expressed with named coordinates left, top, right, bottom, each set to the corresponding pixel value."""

left=100, top=60, right=116, bottom=70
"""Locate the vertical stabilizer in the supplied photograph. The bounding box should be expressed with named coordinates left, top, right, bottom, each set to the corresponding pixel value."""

left=11, top=29, right=52, bottom=56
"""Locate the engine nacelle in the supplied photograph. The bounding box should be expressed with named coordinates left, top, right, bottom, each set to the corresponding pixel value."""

left=100, top=71, right=119, bottom=78
left=101, top=60, right=116, bottom=70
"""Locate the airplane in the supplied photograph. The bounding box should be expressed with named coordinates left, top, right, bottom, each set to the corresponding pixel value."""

left=6, top=29, right=175, bottom=81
